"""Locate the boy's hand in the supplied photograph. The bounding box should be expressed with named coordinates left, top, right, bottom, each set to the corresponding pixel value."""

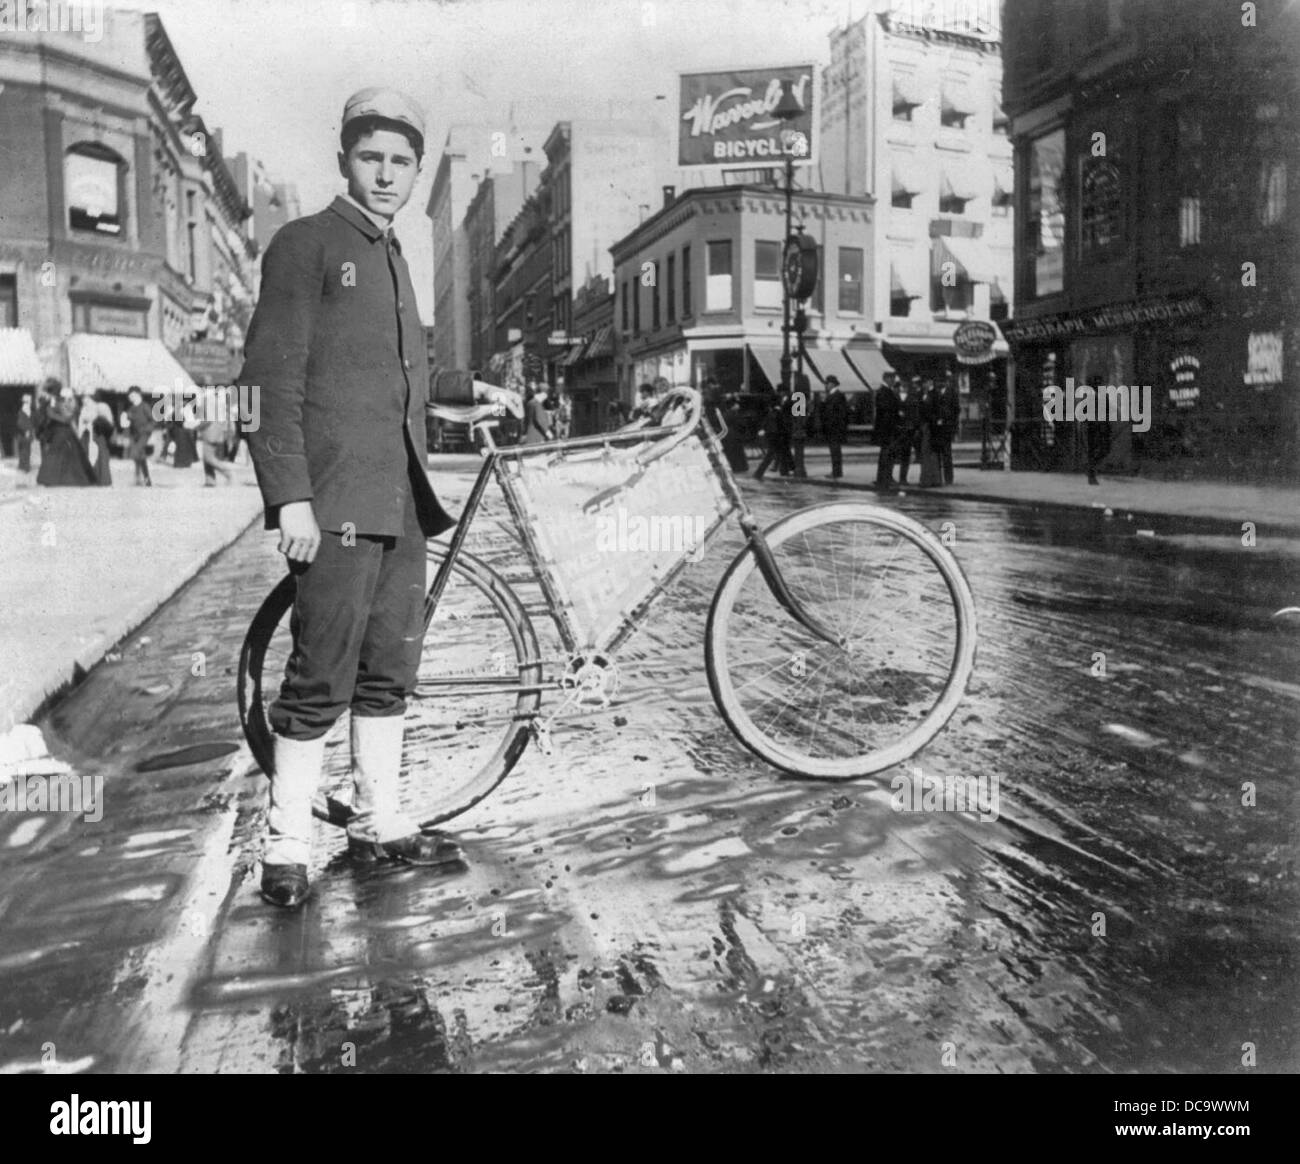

left=278, top=500, right=321, bottom=563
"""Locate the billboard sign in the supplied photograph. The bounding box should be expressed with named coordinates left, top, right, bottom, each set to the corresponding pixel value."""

left=678, top=65, right=816, bottom=169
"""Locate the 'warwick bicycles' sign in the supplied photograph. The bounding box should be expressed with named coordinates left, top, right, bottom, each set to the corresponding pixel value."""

left=678, top=66, right=816, bottom=168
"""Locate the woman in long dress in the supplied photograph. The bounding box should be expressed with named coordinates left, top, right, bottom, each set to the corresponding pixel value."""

left=519, top=384, right=554, bottom=446
left=89, top=390, right=115, bottom=486
left=35, top=384, right=95, bottom=487
left=917, top=377, right=944, bottom=488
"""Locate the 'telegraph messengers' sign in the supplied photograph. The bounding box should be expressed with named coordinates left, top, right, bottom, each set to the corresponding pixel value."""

left=678, top=66, right=816, bottom=168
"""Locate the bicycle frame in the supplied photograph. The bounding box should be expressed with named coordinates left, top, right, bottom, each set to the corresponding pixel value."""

left=423, top=395, right=845, bottom=683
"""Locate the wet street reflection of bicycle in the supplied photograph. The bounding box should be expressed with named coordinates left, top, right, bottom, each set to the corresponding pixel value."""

left=1, top=471, right=1296, bottom=1074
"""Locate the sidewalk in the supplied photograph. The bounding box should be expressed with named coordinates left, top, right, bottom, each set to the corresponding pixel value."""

left=0, top=458, right=264, bottom=735
left=790, top=444, right=1300, bottom=535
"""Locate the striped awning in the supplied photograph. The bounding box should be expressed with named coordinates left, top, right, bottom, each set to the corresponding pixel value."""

left=66, top=334, right=199, bottom=395
left=0, top=328, right=43, bottom=386
left=583, top=324, right=614, bottom=361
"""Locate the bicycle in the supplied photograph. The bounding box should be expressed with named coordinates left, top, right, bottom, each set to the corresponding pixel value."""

left=237, top=388, right=978, bottom=828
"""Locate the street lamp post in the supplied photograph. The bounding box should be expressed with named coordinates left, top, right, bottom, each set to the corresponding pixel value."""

left=773, top=81, right=804, bottom=396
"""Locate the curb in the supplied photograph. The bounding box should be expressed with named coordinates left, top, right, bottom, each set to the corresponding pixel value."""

left=6, top=509, right=263, bottom=734
left=785, top=474, right=1300, bottom=539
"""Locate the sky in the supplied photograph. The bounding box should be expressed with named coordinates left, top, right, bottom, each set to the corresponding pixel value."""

left=124, top=0, right=867, bottom=321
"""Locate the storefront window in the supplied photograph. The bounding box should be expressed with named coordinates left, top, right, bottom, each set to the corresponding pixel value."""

left=1025, top=130, right=1065, bottom=297
left=706, top=239, right=732, bottom=312
left=754, top=241, right=781, bottom=310
left=681, top=245, right=692, bottom=316
left=0, top=274, right=16, bottom=328
left=666, top=253, right=676, bottom=322
left=66, top=145, right=124, bottom=236
left=1260, top=159, right=1286, bottom=226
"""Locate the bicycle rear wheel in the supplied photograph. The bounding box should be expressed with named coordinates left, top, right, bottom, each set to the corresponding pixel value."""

left=237, top=545, right=542, bottom=827
left=705, top=501, right=976, bottom=779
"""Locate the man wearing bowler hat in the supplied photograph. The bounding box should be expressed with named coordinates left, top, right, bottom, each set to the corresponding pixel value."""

left=241, top=87, right=467, bottom=908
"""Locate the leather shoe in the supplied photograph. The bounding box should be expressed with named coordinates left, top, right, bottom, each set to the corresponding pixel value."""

left=260, top=863, right=309, bottom=908
left=348, top=830, right=467, bottom=869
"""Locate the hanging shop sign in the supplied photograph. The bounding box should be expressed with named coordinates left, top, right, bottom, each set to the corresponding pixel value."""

left=953, top=319, right=999, bottom=365
left=1168, top=352, right=1200, bottom=408
left=1243, top=331, right=1283, bottom=390
left=678, top=66, right=816, bottom=169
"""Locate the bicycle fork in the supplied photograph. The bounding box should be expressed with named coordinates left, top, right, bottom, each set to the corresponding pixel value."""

left=739, top=514, right=847, bottom=649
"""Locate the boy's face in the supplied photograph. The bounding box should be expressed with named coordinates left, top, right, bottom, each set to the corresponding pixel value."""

left=338, top=127, right=420, bottom=220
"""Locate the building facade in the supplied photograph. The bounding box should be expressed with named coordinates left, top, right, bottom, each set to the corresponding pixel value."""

left=0, top=6, right=254, bottom=451
left=463, top=160, right=539, bottom=376
left=610, top=184, right=885, bottom=405
left=560, top=273, right=616, bottom=435
left=1003, top=0, right=1299, bottom=478
left=427, top=124, right=547, bottom=373
left=490, top=172, right=554, bottom=391
left=820, top=0, right=1010, bottom=431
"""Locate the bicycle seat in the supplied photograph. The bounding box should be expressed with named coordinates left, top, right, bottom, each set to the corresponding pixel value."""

left=427, top=402, right=500, bottom=425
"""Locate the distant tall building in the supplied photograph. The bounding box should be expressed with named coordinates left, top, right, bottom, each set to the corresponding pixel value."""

left=464, top=160, right=540, bottom=375
left=426, top=124, right=547, bottom=373
left=229, top=153, right=301, bottom=249
left=820, top=0, right=1010, bottom=407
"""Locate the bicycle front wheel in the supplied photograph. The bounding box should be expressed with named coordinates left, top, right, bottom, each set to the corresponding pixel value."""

left=705, top=501, right=976, bottom=779
left=237, top=544, right=542, bottom=827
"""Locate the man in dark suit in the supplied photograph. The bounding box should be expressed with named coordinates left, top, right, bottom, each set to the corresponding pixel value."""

left=789, top=372, right=810, bottom=478
left=873, top=372, right=901, bottom=489
left=15, top=393, right=34, bottom=473
left=932, top=369, right=961, bottom=485
left=241, top=87, right=465, bottom=908
left=821, top=375, right=849, bottom=479
left=124, top=387, right=153, bottom=486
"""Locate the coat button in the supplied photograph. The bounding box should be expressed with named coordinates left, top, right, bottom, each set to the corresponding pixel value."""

left=403, top=359, right=412, bottom=370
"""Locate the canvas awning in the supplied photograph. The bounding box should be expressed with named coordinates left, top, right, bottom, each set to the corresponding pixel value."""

left=65, top=334, right=199, bottom=395
left=892, top=71, right=923, bottom=110
left=748, top=344, right=785, bottom=392
left=940, top=163, right=981, bottom=203
left=801, top=347, right=865, bottom=391
left=0, top=328, right=43, bottom=386
left=583, top=324, right=614, bottom=361
left=993, top=168, right=1014, bottom=206
left=842, top=345, right=894, bottom=387
left=891, top=262, right=922, bottom=300
left=941, top=78, right=978, bottom=119
left=933, top=235, right=996, bottom=284
left=891, top=158, right=925, bottom=197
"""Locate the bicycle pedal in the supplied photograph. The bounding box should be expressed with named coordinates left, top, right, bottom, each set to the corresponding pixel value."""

left=531, top=720, right=555, bottom=756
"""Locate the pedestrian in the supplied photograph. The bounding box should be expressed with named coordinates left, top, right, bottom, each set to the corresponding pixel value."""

left=171, top=404, right=199, bottom=469
left=124, top=386, right=154, bottom=486
left=554, top=391, right=573, bottom=440
left=889, top=377, right=923, bottom=488
left=631, top=382, right=656, bottom=422
left=918, top=377, right=943, bottom=487
left=35, top=381, right=95, bottom=487
left=15, top=392, right=34, bottom=473
left=520, top=382, right=554, bottom=445
left=240, top=86, right=465, bottom=909
left=198, top=398, right=233, bottom=486
left=789, top=372, right=810, bottom=478
left=873, top=372, right=900, bottom=489
left=821, top=375, right=849, bottom=479
left=933, top=370, right=960, bottom=486
left=753, top=390, right=792, bottom=480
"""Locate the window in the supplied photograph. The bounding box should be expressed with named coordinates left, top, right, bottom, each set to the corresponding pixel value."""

left=838, top=247, right=863, bottom=313
left=993, top=174, right=1013, bottom=217
left=1174, top=110, right=1204, bottom=246
left=706, top=239, right=732, bottom=311
left=1080, top=158, right=1122, bottom=251
left=66, top=144, right=124, bottom=236
left=681, top=245, right=691, bottom=316
left=621, top=280, right=629, bottom=331
left=651, top=262, right=661, bottom=329
left=1260, top=159, right=1286, bottom=226
left=187, top=221, right=198, bottom=281
left=0, top=274, right=16, bottom=328
left=754, top=240, right=782, bottom=309
left=893, top=73, right=921, bottom=122
left=940, top=80, right=975, bottom=130
left=632, top=277, right=640, bottom=334
left=666, top=253, right=676, bottom=322
left=1026, top=129, right=1065, bottom=297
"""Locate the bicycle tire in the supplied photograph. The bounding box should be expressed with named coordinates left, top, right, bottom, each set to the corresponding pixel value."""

left=237, top=544, right=542, bottom=826
left=705, top=501, right=977, bottom=779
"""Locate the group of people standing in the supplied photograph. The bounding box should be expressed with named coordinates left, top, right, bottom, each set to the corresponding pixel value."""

left=873, top=371, right=960, bottom=492
left=516, top=381, right=571, bottom=446
left=13, top=377, right=240, bottom=488
left=751, top=373, right=851, bottom=482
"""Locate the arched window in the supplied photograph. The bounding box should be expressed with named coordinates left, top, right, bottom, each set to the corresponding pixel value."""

left=66, top=143, right=126, bottom=236
left=1080, top=158, right=1122, bottom=252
